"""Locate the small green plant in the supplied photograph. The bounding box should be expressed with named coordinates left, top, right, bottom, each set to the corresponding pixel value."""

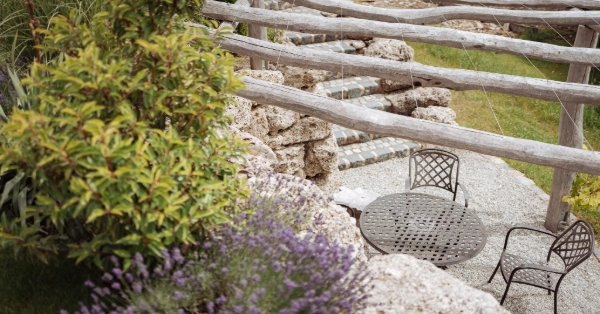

left=0, top=0, right=249, bottom=268
left=267, top=27, right=285, bottom=43
left=565, top=174, right=600, bottom=213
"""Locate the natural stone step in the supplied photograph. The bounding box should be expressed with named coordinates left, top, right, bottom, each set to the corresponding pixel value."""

left=345, top=94, right=392, bottom=111
left=303, top=41, right=356, bottom=54
left=332, top=94, right=392, bottom=146
left=334, top=125, right=385, bottom=147
left=314, top=76, right=381, bottom=100
left=338, top=138, right=420, bottom=171
left=286, top=31, right=341, bottom=45
left=278, top=7, right=341, bottom=46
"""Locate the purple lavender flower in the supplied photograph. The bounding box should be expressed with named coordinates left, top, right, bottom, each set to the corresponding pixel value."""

left=102, top=273, right=114, bottom=282
left=207, top=302, right=215, bottom=313
left=112, top=268, right=123, bottom=279
left=173, top=291, right=186, bottom=300
left=216, top=295, right=227, bottom=305
left=132, top=281, right=142, bottom=293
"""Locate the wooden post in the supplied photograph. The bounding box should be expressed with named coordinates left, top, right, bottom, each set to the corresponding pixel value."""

left=545, top=25, right=598, bottom=233
left=248, top=0, right=267, bottom=70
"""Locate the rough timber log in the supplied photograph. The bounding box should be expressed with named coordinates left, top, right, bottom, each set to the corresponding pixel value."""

left=431, top=0, right=600, bottom=10
left=197, top=29, right=600, bottom=106
left=546, top=26, right=599, bottom=233
left=248, top=0, right=267, bottom=70
left=278, top=0, right=600, bottom=25
left=203, top=1, right=600, bottom=66
left=239, top=77, right=600, bottom=176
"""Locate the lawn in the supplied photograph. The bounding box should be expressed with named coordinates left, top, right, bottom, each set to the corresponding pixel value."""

left=407, top=40, right=600, bottom=238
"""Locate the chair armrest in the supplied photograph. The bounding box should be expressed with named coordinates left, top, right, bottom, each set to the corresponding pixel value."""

left=405, top=177, right=411, bottom=193
left=514, top=263, right=565, bottom=275
left=503, top=225, right=557, bottom=250
left=457, top=182, right=469, bottom=207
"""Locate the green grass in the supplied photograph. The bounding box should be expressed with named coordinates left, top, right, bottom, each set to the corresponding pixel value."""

left=408, top=42, right=600, bottom=235
left=0, top=250, right=96, bottom=314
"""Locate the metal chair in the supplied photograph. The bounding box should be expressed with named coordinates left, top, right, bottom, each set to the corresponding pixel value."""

left=405, top=148, right=469, bottom=207
left=488, top=220, right=595, bottom=314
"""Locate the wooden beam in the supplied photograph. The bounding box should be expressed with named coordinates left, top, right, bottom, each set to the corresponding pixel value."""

left=546, top=26, right=599, bottom=233
left=203, top=1, right=600, bottom=66
left=195, top=29, right=600, bottom=105
left=239, top=77, right=600, bottom=176
left=430, top=0, right=600, bottom=10
left=248, top=0, right=267, bottom=70
left=218, top=0, right=250, bottom=30
left=277, top=0, right=600, bottom=25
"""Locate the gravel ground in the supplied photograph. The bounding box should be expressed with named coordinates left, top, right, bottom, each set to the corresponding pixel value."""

left=341, top=148, right=600, bottom=314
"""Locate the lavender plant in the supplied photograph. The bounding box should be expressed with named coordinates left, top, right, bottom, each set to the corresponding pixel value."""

left=66, top=194, right=371, bottom=314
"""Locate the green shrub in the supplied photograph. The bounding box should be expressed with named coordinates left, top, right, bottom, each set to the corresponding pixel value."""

left=0, top=0, right=249, bottom=268
left=566, top=173, right=600, bottom=213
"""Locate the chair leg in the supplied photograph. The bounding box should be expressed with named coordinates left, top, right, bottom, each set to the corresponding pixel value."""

left=488, top=261, right=501, bottom=283
left=500, top=281, right=512, bottom=305
left=554, top=288, right=559, bottom=314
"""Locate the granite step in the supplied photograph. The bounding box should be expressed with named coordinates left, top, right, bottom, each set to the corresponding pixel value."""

left=332, top=94, right=392, bottom=145
left=286, top=31, right=341, bottom=46
left=315, top=76, right=382, bottom=100
left=303, top=41, right=356, bottom=54
left=338, top=138, right=421, bottom=171
left=274, top=7, right=341, bottom=45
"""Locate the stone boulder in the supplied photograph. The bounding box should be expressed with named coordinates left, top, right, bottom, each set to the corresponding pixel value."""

left=273, top=64, right=328, bottom=92
left=266, top=105, right=300, bottom=133
left=386, top=87, right=452, bottom=116
left=229, top=127, right=279, bottom=179
left=273, top=144, right=306, bottom=178
left=411, top=106, right=458, bottom=125
left=343, top=40, right=367, bottom=54
left=237, top=69, right=285, bottom=85
left=360, top=254, right=509, bottom=314
left=240, top=105, right=270, bottom=142
left=311, top=168, right=343, bottom=196
left=267, top=117, right=332, bottom=147
left=364, top=39, right=415, bottom=92
left=304, top=134, right=338, bottom=178
left=247, top=171, right=367, bottom=262
left=364, top=38, right=414, bottom=62
left=379, top=80, right=413, bottom=93
left=225, top=96, right=253, bottom=129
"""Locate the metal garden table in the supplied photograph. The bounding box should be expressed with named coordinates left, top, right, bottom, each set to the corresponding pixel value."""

left=359, top=192, right=487, bottom=267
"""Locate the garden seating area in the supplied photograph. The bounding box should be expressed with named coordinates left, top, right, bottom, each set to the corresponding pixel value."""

left=1, top=0, right=600, bottom=313
left=342, top=148, right=600, bottom=314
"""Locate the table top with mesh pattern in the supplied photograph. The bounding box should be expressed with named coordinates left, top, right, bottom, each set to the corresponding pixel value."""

left=359, top=193, right=487, bottom=266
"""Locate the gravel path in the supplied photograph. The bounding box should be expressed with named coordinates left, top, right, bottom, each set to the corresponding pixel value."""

left=341, top=148, right=600, bottom=314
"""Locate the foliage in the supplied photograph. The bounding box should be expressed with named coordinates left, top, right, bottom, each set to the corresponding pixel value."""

left=66, top=194, right=371, bottom=314
left=0, top=249, right=96, bottom=314
left=565, top=173, right=600, bottom=213
left=0, top=0, right=107, bottom=80
left=0, top=0, right=249, bottom=268
left=518, top=26, right=576, bottom=47
left=268, top=27, right=285, bottom=44
left=566, top=170, right=600, bottom=240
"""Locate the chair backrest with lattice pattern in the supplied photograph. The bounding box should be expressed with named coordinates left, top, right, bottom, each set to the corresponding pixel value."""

left=409, top=149, right=460, bottom=200
left=549, top=220, right=595, bottom=272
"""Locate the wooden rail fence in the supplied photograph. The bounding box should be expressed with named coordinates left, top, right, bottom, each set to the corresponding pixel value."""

left=203, top=0, right=600, bottom=232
